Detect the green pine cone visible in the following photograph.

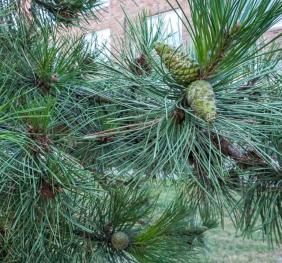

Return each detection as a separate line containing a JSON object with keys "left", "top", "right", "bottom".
{"left": 186, "top": 80, "right": 217, "bottom": 123}
{"left": 111, "top": 231, "right": 130, "bottom": 250}
{"left": 155, "top": 42, "right": 200, "bottom": 85}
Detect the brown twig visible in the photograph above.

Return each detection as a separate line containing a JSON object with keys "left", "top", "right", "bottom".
{"left": 172, "top": 108, "right": 185, "bottom": 124}
{"left": 40, "top": 179, "right": 62, "bottom": 199}
{"left": 83, "top": 118, "right": 161, "bottom": 140}
{"left": 27, "top": 125, "right": 52, "bottom": 154}
{"left": 202, "top": 23, "right": 241, "bottom": 78}
{"left": 129, "top": 54, "right": 152, "bottom": 76}
{"left": 211, "top": 135, "right": 266, "bottom": 168}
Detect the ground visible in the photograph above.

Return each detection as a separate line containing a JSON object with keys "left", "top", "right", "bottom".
{"left": 156, "top": 184, "right": 282, "bottom": 263}
{"left": 199, "top": 218, "right": 282, "bottom": 263}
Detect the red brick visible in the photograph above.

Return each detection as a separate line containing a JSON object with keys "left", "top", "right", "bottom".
{"left": 21, "top": 0, "right": 282, "bottom": 44}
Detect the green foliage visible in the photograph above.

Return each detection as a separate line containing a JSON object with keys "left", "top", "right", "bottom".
{"left": 86, "top": 0, "right": 282, "bottom": 243}
{"left": 0, "top": 0, "right": 282, "bottom": 262}
{"left": 238, "top": 128, "right": 282, "bottom": 245}
{"left": 31, "top": 0, "right": 101, "bottom": 25}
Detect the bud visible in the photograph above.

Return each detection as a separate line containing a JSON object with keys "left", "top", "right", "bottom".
{"left": 230, "top": 20, "right": 241, "bottom": 35}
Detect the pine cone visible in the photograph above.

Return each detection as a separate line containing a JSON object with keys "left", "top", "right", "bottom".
{"left": 186, "top": 80, "right": 217, "bottom": 123}
{"left": 155, "top": 42, "right": 200, "bottom": 86}
{"left": 111, "top": 231, "right": 130, "bottom": 250}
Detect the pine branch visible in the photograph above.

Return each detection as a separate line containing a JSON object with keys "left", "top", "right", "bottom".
{"left": 211, "top": 135, "right": 267, "bottom": 168}
{"left": 202, "top": 24, "right": 241, "bottom": 78}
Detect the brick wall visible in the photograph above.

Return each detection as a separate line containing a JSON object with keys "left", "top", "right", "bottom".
{"left": 21, "top": 0, "right": 282, "bottom": 44}
{"left": 265, "top": 28, "right": 282, "bottom": 43}
{"left": 83, "top": 0, "right": 188, "bottom": 38}
{"left": 84, "top": 0, "right": 281, "bottom": 45}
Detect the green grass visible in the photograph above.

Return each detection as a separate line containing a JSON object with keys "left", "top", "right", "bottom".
{"left": 199, "top": 219, "right": 282, "bottom": 263}
{"left": 155, "top": 184, "right": 282, "bottom": 263}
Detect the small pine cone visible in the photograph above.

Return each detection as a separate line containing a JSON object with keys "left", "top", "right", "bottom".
{"left": 155, "top": 42, "right": 200, "bottom": 86}
{"left": 186, "top": 80, "right": 217, "bottom": 123}
{"left": 111, "top": 231, "right": 130, "bottom": 250}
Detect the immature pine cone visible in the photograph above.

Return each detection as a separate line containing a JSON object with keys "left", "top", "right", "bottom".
{"left": 111, "top": 231, "right": 130, "bottom": 250}
{"left": 155, "top": 42, "right": 200, "bottom": 86}
{"left": 186, "top": 80, "right": 217, "bottom": 123}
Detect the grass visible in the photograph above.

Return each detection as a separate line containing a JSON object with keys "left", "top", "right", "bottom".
{"left": 199, "top": 219, "right": 282, "bottom": 263}
{"left": 155, "top": 183, "right": 282, "bottom": 263}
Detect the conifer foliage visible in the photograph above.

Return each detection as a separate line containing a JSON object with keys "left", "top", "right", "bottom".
{"left": 0, "top": 0, "right": 281, "bottom": 262}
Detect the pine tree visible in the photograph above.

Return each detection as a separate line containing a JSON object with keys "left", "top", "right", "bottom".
{"left": 0, "top": 0, "right": 281, "bottom": 262}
